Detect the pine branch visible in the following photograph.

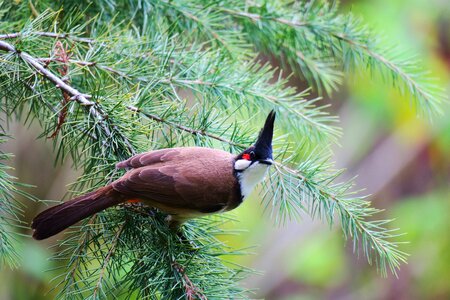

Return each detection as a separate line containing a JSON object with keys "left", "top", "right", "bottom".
{"left": 92, "top": 221, "right": 126, "bottom": 299}
{"left": 0, "top": 41, "right": 94, "bottom": 105}
{"left": 333, "top": 31, "right": 443, "bottom": 114}
{"left": 0, "top": 39, "right": 136, "bottom": 157}
{"left": 0, "top": 134, "right": 34, "bottom": 268}
{"left": 220, "top": 3, "right": 443, "bottom": 112}
{"left": 60, "top": 43, "right": 339, "bottom": 140}
{"left": 268, "top": 160, "right": 407, "bottom": 275}
{"left": 220, "top": 7, "right": 342, "bottom": 94}
{"left": 0, "top": 31, "right": 94, "bottom": 43}
{"left": 148, "top": 0, "right": 249, "bottom": 57}
{"left": 172, "top": 261, "right": 208, "bottom": 300}
{"left": 127, "top": 105, "right": 247, "bottom": 148}
{"left": 32, "top": 44, "right": 339, "bottom": 141}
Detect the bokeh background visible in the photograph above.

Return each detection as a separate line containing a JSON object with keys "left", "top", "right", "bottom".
{"left": 1, "top": 0, "right": 449, "bottom": 299}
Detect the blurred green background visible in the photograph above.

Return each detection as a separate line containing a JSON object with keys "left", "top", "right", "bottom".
{"left": 1, "top": 0, "right": 450, "bottom": 299}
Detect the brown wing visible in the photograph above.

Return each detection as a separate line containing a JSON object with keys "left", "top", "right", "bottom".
{"left": 116, "top": 148, "right": 180, "bottom": 169}
{"left": 112, "top": 147, "right": 238, "bottom": 214}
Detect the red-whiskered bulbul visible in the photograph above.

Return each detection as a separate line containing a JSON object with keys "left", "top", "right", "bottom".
{"left": 31, "top": 111, "right": 276, "bottom": 240}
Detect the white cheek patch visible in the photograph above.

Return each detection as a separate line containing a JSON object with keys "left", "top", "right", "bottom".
{"left": 238, "top": 162, "right": 270, "bottom": 199}
{"left": 234, "top": 159, "right": 252, "bottom": 171}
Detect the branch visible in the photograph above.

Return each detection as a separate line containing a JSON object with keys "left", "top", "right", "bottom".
{"left": 270, "top": 161, "right": 407, "bottom": 275}
{"left": 155, "top": 1, "right": 234, "bottom": 54}
{"left": 172, "top": 261, "right": 208, "bottom": 300}
{"left": 0, "top": 40, "right": 136, "bottom": 156}
{"left": 221, "top": 7, "right": 442, "bottom": 113}
{"left": 93, "top": 222, "right": 126, "bottom": 298}
{"left": 32, "top": 39, "right": 337, "bottom": 140}
{"left": 332, "top": 32, "right": 440, "bottom": 111}
{"left": 220, "top": 7, "right": 309, "bottom": 27}
{"left": 221, "top": 8, "right": 343, "bottom": 93}
{"left": 127, "top": 106, "right": 247, "bottom": 148}
{"left": 0, "top": 31, "right": 94, "bottom": 43}
{"left": 47, "top": 54, "right": 337, "bottom": 138}
{"left": 0, "top": 41, "right": 94, "bottom": 106}
{"left": 39, "top": 53, "right": 339, "bottom": 148}
{"left": 37, "top": 57, "right": 129, "bottom": 79}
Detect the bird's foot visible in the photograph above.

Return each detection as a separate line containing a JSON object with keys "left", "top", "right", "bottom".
{"left": 165, "top": 215, "right": 200, "bottom": 251}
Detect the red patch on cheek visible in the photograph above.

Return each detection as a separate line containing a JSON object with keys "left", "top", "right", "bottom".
{"left": 242, "top": 154, "right": 251, "bottom": 160}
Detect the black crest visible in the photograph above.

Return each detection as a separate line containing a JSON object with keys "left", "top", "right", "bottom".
{"left": 253, "top": 110, "right": 276, "bottom": 159}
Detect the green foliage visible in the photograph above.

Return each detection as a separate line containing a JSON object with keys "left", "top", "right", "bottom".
{"left": 0, "top": 0, "right": 443, "bottom": 298}
{"left": 51, "top": 210, "right": 248, "bottom": 299}
{"left": 0, "top": 134, "right": 31, "bottom": 268}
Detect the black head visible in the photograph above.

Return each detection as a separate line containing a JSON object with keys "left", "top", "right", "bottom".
{"left": 236, "top": 110, "right": 276, "bottom": 167}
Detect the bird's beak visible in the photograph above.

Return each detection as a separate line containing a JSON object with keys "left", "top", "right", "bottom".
{"left": 254, "top": 110, "right": 276, "bottom": 160}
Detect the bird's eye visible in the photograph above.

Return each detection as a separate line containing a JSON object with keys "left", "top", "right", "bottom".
{"left": 250, "top": 151, "right": 255, "bottom": 158}
{"left": 242, "top": 153, "right": 251, "bottom": 160}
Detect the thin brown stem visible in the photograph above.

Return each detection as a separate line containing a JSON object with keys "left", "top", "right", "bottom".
{"left": 172, "top": 261, "right": 207, "bottom": 300}
{"left": 127, "top": 105, "right": 247, "bottom": 148}
{"left": 93, "top": 222, "right": 126, "bottom": 298}
{"left": 0, "top": 31, "right": 94, "bottom": 43}
{"left": 162, "top": 4, "right": 232, "bottom": 54}
{"left": 220, "top": 8, "right": 308, "bottom": 27}
{"left": 48, "top": 41, "right": 72, "bottom": 138}
{"left": 63, "top": 215, "right": 98, "bottom": 291}
{"left": 37, "top": 57, "right": 130, "bottom": 79}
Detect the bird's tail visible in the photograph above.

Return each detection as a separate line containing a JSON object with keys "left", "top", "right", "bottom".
{"left": 31, "top": 185, "right": 124, "bottom": 240}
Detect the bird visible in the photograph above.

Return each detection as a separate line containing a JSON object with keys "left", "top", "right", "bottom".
{"left": 31, "top": 110, "right": 276, "bottom": 240}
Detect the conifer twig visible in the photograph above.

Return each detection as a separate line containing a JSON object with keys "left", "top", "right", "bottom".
{"left": 127, "top": 105, "right": 247, "bottom": 148}
{"left": 0, "top": 40, "right": 136, "bottom": 156}
{"left": 172, "top": 261, "right": 208, "bottom": 300}
{"left": 220, "top": 8, "right": 308, "bottom": 27}
{"left": 32, "top": 55, "right": 338, "bottom": 139}
{"left": 0, "top": 31, "right": 94, "bottom": 43}
{"left": 93, "top": 222, "right": 126, "bottom": 298}
{"left": 0, "top": 41, "right": 94, "bottom": 106}
{"left": 219, "top": 5, "right": 442, "bottom": 113}
{"left": 36, "top": 57, "right": 129, "bottom": 78}
{"left": 48, "top": 41, "right": 72, "bottom": 138}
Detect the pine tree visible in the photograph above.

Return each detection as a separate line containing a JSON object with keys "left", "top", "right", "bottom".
{"left": 0, "top": 1, "right": 443, "bottom": 298}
